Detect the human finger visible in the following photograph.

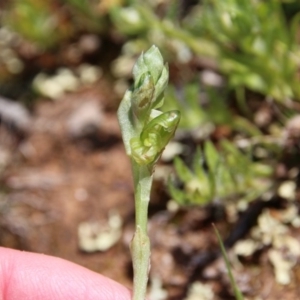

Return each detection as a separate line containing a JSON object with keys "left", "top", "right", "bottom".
{"left": 0, "top": 247, "right": 131, "bottom": 300}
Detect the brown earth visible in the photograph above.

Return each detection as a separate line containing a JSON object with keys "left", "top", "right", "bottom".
{"left": 1, "top": 78, "right": 300, "bottom": 300}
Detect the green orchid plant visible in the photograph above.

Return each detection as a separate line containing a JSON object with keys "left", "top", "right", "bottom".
{"left": 117, "top": 45, "right": 180, "bottom": 300}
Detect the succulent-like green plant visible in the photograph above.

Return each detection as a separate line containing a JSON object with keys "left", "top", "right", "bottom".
{"left": 117, "top": 45, "right": 180, "bottom": 300}
{"left": 169, "top": 140, "right": 273, "bottom": 206}
{"left": 184, "top": 0, "right": 300, "bottom": 102}
{"left": 111, "top": 1, "right": 300, "bottom": 106}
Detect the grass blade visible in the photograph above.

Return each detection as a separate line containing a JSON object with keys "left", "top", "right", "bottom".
{"left": 213, "top": 224, "right": 244, "bottom": 300}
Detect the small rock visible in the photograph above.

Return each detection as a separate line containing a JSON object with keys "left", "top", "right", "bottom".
{"left": 78, "top": 34, "right": 101, "bottom": 54}
{"left": 184, "top": 282, "right": 214, "bottom": 300}
{"left": 78, "top": 211, "right": 122, "bottom": 252}
{"left": 269, "top": 249, "right": 294, "bottom": 285}
{"left": 161, "top": 141, "right": 184, "bottom": 162}
{"left": 234, "top": 239, "right": 260, "bottom": 256}
{"left": 66, "top": 101, "right": 103, "bottom": 139}
{"left": 77, "top": 64, "right": 102, "bottom": 85}
{"left": 278, "top": 181, "right": 296, "bottom": 200}
{"left": 0, "top": 96, "right": 31, "bottom": 133}
{"left": 283, "top": 115, "right": 300, "bottom": 146}
{"left": 200, "top": 70, "right": 224, "bottom": 87}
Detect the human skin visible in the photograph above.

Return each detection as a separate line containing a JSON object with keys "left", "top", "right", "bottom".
{"left": 0, "top": 247, "right": 131, "bottom": 300}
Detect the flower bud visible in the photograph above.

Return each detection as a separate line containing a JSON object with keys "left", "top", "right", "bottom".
{"left": 132, "top": 45, "right": 167, "bottom": 110}
{"left": 130, "top": 110, "right": 180, "bottom": 165}
{"left": 141, "top": 110, "right": 180, "bottom": 150}
{"left": 131, "top": 73, "right": 155, "bottom": 122}
{"left": 152, "top": 63, "right": 169, "bottom": 109}
{"left": 142, "top": 45, "right": 164, "bottom": 84}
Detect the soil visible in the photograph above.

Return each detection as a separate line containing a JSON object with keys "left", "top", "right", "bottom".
{"left": 1, "top": 77, "right": 300, "bottom": 300}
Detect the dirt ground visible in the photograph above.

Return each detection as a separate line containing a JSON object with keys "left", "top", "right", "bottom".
{"left": 1, "top": 77, "right": 300, "bottom": 300}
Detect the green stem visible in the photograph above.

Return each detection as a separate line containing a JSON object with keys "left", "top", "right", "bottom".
{"left": 132, "top": 162, "right": 153, "bottom": 233}
{"left": 130, "top": 161, "right": 153, "bottom": 300}
{"left": 117, "top": 45, "right": 180, "bottom": 300}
